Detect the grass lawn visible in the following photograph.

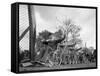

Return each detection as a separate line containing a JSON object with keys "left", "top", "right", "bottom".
{"left": 19, "top": 63, "right": 96, "bottom": 72}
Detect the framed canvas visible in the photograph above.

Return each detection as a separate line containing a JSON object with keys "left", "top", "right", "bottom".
{"left": 11, "top": 2, "right": 98, "bottom": 73}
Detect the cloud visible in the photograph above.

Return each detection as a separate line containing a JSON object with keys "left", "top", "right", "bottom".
{"left": 35, "top": 11, "right": 58, "bottom": 35}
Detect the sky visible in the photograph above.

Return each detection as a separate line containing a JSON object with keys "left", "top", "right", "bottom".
{"left": 19, "top": 5, "right": 96, "bottom": 50}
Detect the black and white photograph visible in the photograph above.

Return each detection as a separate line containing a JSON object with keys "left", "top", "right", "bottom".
{"left": 13, "top": 3, "right": 97, "bottom": 72}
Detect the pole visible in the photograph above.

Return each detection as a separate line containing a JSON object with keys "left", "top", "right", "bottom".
{"left": 28, "top": 5, "right": 36, "bottom": 61}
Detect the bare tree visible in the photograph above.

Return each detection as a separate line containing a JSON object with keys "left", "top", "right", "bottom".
{"left": 56, "top": 17, "right": 82, "bottom": 45}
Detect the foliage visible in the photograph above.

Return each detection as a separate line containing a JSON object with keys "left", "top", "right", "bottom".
{"left": 39, "top": 30, "right": 52, "bottom": 40}
{"left": 54, "top": 29, "right": 63, "bottom": 39}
